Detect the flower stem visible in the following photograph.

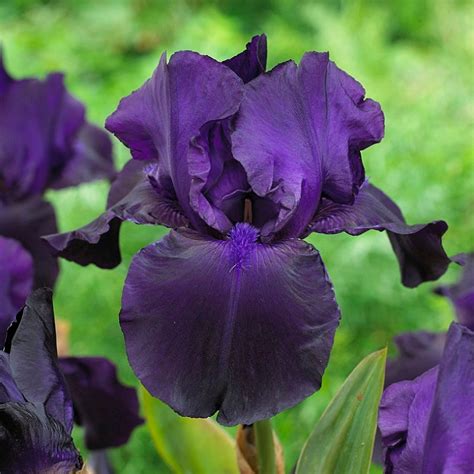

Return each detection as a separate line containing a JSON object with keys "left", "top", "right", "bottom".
{"left": 254, "top": 419, "right": 276, "bottom": 474}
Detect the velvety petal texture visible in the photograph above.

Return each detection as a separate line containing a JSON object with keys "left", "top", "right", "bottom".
{"left": 0, "top": 289, "right": 82, "bottom": 473}
{"left": 121, "top": 224, "right": 340, "bottom": 425}
{"left": 58, "top": 356, "right": 143, "bottom": 450}
{"left": 0, "top": 53, "right": 114, "bottom": 200}
{"left": 435, "top": 252, "right": 474, "bottom": 329}
{"left": 310, "top": 181, "right": 450, "bottom": 287}
{"left": 232, "top": 52, "right": 384, "bottom": 239}
{"left": 379, "top": 323, "right": 474, "bottom": 473}
{"left": 0, "top": 237, "right": 33, "bottom": 343}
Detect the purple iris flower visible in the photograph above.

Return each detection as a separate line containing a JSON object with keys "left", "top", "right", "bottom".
{"left": 45, "top": 36, "right": 450, "bottom": 425}
{"left": 0, "top": 50, "right": 115, "bottom": 293}
{"left": 379, "top": 322, "right": 474, "bottom": 473}
{"left": 0, "top": 289, "right": 83, "bottom": 473}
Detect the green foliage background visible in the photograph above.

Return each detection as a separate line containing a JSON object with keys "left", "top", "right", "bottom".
{"left": 1, "top": 0, "right": 472, "bottom": 471}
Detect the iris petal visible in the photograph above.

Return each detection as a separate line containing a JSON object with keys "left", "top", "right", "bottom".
{"left": 232, "top": 53, "right": 383, "bottom": 239}
{"left": 223, "top": 34, "right": 267, "bottom": 83}
{"left": 5, "top": 289, "right": 74, "bottom": 432}
{"left": 44, "top": 159, "right": 188, "bottom": 268}
{"left": 58, "top": 356, "right": 143, "bottom": 450}
{"left": 0, "top": 197, "right": 59, "bottom": 288}
{"left": 121, "top": 224, "right": 340, "bottom": 425}
{"left": 0, "top": 237, "right": 33, "bottom": 343}
{"left": 422, "top": 323, "right": 474, "bottom": 472}
{"left": 310, "top": 181, "right": 450, "bottom": 287}
{"left": 105, "top": 51, "right": 243, "bottom": 230}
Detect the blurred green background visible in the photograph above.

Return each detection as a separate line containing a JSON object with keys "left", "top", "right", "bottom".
{"left": 1, "top": 0, "right": 473, "bottom": 472}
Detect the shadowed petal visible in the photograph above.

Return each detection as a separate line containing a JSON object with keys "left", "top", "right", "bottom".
{"left": 0, "top": 49, "right": 13, "bottom": 94}
{"left": 106, "top": 51, "right": 243, "bottom": 229}
{"left": 44, "top": 160, "right": 188, "bottom": 268}
{"left": 232, "top": 53, "right": 383, "bottom": 239}
{"left": 0, "top": 353, "right": 23, "bottom": 403}
{"left": 0, "top": 237, "right": 33, "bottom": 344}
{"left": 0, "top": 402, "right": 82, "bottom": 474}
{"left": 422, "top": 323, "right": 474, "bottom": 473}
{"left": 310, "top": 181, "right": 450, "bottom": 287}
{"left": 385, "top": 331, "right": 446, "bottom": 387}
{"left": 5, "top": 289, "right": 73, "bottom": 432}
{"left": 88, "top": 450, "right": 115, "bottom": 474}
{"left": 0, "top": 197, "right": 59, "bottom": 288}
{"left": 50, "top": 123, "right": 115, "bottom": 189}
{"left": 379, "top": 368, "right": 437, "bottom": 473}
{"left": 121, "top": 224, "right": 340, "bottom": 425}
{"left": 58, "top": 356, "right": 143, "bottom": 450}
{"left": 435, "top": 253, "right": 474, "bottom": 329}
{"left": 223, "top": 34, "right": 267, "bottom": 83}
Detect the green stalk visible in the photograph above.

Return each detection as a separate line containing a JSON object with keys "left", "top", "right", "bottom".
{"left": 254, "top": 419, "right": 276, "bottom": 474}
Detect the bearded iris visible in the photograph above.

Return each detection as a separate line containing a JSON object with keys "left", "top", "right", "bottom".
{"left": 45, "top": 36, "right": 450, "bottom": 425}
{"left": 0, "top": 50, "right": 114, "bottom": 301}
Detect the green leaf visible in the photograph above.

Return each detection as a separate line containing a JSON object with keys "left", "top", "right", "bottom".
{"left": 296, "top": 348, "right": 387, "bottom": 474}
{"left": 141, "top": 386, "right": 239, "bottom": 474}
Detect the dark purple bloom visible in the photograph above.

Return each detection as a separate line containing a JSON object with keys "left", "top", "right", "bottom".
{"left": 58, "top": 356, "right": 143, "bottom": 451}
{"left": 0, "top": 289, "right": 82, "bottom": 473}
{"left": 45, "top": 36, "right": 449, "bottom": 425}
{"left": 0, "top": 50, "right": 114, "bottom": 290}
{"left": 0, "top": 236, "right": 33, "bottom": 343}
{"left": 379, "top": 323, "right": 474, "bottom": 473}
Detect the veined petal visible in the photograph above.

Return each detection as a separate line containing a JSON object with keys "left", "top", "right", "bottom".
{"left": 422, "top": 323, "right": 474, "bottom": 472}
{"left": 121, "top": 224, "right": 340, "bottom": 425}
{"left": 310, "top": 181, "right": 450, "bottom": 287}
{"left": 106, "top": 51, "right": 243, "bottom": 228}
{"left": 223, "top": 34, "right": 267, "bottom": 83}
{"left": 232, "top": 53, "right": 383, "bottom": 239}
{"left": 0, "top": 237, "right": 33, "bottom": 343}
{"left": 44, "top": 160, "right": 188, "bottom": 268}
{"left": 0, "top": 197, "right": 59, "bottom": 288}
{"left": 5, "top": 289, "right": 74, "bottom": 433}
{"left": 58, "top": 356, "right": 143, "bottom": 450}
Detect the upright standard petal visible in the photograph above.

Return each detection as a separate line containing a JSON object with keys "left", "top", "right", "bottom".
{"left": 232, "top": 53, "right": 384, "bottom": 239}
{"left": 44, "top": 159, "right": 188, "bottom": 268}
{"left": 223, "top": 34, "right": 267, "bottom": 83}
{"left": 0, "top": 352, "right": 23, "bottom": 403}
{"left": 5, "top": 289, "right": 74, "bottom": 433}
{"left": 121, "top": 224, "right": 340, "bottom": 425}
{"left": 435, "top": 253, "right": 474, "bottom": 329}
{"left": 0, "top": 237, "right": 33, "bottom": 343}
{"left": 0, "top": 197, "right": 59, "bottom": 288}
{"left": 58, "top": 356, "right": 143, "bottom": 450}
{"left": 310, "top": 181, "right": 450, "bottom": 287}
{"left": 106, "top": 51, "right": 243, "bottom": 229}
